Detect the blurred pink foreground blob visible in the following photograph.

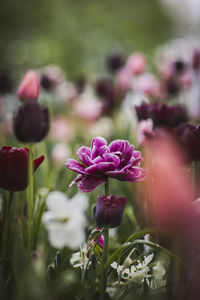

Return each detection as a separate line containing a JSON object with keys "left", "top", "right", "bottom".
{"left": 146, "top": 134, "right": 194, "bottom": 230}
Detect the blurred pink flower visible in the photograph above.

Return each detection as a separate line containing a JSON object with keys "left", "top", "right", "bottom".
{"left": 17, "top": 70, "right": 40, "bottom": 101}
{"left": 74, "top": 98, "right": 102, "bottom": 122}
{"left": 126, "top": 52, "right": 147, "bottom": 75}
{"left": 138, "top": 119, "right": 154, "bottom": 146}
{"left": 179, "top": 70, "right": 193, "bottom": 89}
{"left": 135, "top": 73, "right": 160, "bottom": 97}
{"left": 50, "top": 116, "right": 73, "bottom": 142}
{"left": 51, "top": 143, "right": 71, "bottom": 164}
{"left": 116, "top": 67, "right": 132, "bottom": 92}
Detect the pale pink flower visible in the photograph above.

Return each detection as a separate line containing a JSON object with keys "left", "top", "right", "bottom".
{"left": 51, "top": 143, "right": 71, "bottom": 164}
{"left": 116, "top": 67, "right": 132, "bottom": 92}
{"left": 135, "top": 73, "right": 160, "bottom": 97}
{"left": 138, "top": 119, "right": 154, "bottom": 146}
{"left": 50, "top": 116, "right": 73, "bottom": 142}
{"left": 126, "top": 53, "right": 147, "bottom": 75}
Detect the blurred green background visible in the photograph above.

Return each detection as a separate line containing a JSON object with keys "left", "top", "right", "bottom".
{"left": 0, "top": 0, "right": 173, "bottom": 79}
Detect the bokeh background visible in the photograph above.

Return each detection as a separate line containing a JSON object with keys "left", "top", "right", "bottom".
{"left": 0, "top": 0, "right": 180, "bottom": 80}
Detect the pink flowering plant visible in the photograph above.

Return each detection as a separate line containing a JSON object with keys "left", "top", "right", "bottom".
{"left": 2, "top": 38, "right": 200, "bottom": 300}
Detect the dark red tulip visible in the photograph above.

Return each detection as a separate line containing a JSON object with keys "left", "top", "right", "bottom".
{"left": 13, "top": 101, "right": 50, "bottom": 143}
{"left": 95, "top": 194, "right": 127, "bottom": 228}
{"left": 0, "top": 146, "right": 44, "bottom": 191}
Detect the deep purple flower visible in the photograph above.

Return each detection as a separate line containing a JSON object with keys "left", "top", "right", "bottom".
{"left": 192, "top": 49, "right": 200, "bottom": 70}
{"left": 0, "top": 70, "right": 13, "bottom": 94}
{"left": 106, "top": 52, "right": 125, "bottom": 73}
{"left": 175, "top": 123, "right": 200, "bottom": 162}
{"left": 135, "top": 102, "right": 188, "bottom": 128}
{"left": 13, "top": 101, "right": 50, "bottom": 143}
{"left": 0, "top": 146, "right": 44, "bottom": 191}
{"left": 40, "top": 75, "right": 55, "bottom": 91}
{"left": 66, "top": 137, "right": 146, "bottom": 192}
{"left": 95, "top": 194, "right": 127, "bottom": 228}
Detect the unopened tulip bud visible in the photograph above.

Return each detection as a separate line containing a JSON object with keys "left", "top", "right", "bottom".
{"left": 122, "top": 256, "right": 132, "bottom": 271}
{"left": 13, "top": 101, "right": 49, "bottom": 143}
{"left": 17, "top": 70, "right": 40, "bottom": 102}
{"left": 55, "top": 251, "right": 62, "bottom": 268}
{"left": 47, "top": 264, "right": 55, "bottom": 281}
{"left": 95, "top": 194, "right": 127, "bottom": 228}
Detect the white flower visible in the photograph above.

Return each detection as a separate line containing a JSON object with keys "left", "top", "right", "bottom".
{"left": 70, "top": 243, "right": 90, "bottom": 269}
{"left": 42, "top": 191, "right": 88, "bottom": 249}
{"left": 111, "top": 253, "right": 154, "bottom": 283}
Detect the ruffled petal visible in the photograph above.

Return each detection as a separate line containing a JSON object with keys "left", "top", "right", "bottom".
{"left": 106, "top": 167, "right": 147, "bottom": 182}
{"left": 91, "top": 137, "right": 107, "bottom": 149}
{"left": 77, "top": 175, "right": 107, "bottom": 192}
{"left": 86, "top": 162, "right": 115, "bottom": 175}
{"left": 77, "top": 146, "right": 93, "bottom": 166}
{"left": 66, "top": 159, "right": 87, "bottom": 174}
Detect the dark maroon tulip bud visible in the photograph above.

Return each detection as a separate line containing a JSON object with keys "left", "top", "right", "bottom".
{"left": 13, "top": 101, "right": 50, "bottom": 143}
{"left": 0, "top": 70, "right": 13, "bottom": 94}
{"left": 0, "top": 146, "right": 44, "bottom": 191}
{"left": 95, "top": 194, "right": 127, "bottom": 228}
{"left": 106, "top": 52, "right": 125, "bottom": 73}
{"left": 192, "top": 49, "right": 200, "bottom": 70}
{"left": 165, "top": 77, "right": 179, "bottom": 97}
{"left": 135, "top": 102, "right": 188, "bottom": 129}
{"left": 74, "top": 75, "right": 86, "bottom": 94}
{"left": 95, "top": 78, "right": 115, "bottom": 101}
{"left": 40, "top": 75, "right": 55, "bottom": 91}
{"left": 135, "top": 102, "right": 149, "bottom": 121}
{"left": 174, "top": 59, "right": 185, "bottom": 74}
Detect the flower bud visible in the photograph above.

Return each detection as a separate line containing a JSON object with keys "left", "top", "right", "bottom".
{"left": 47, "top": 264, "right": 55, "bottom": 281}
{"left": 55, "top": 251, "right": 62, "bottom": 268}
{"left": 95, "top": 194, "right": 127, "bottom": 228}
{"left": 17, "top": 71, "right": 40, "bottom": 102}
{"left": 0, "top": 146, "right": 44, "bottom": 191}
{"left": 122, "top": 256, "right": 132, "bottom": 271}
{"left": 13, "top": 101, "right": 50, "bottom": 143}
{"left": 106, "top": 52, "right": 125, "bottom": 73}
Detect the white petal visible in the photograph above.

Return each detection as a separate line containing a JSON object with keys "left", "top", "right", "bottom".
{"left": 46, "top": 191, "right": 69, "bottom": 212}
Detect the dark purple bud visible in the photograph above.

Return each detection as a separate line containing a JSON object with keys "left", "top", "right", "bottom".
{"left": 174, "top": 59, "right": 185, "bottom": 74}
{"left": 135, "top": 102, "right": 149, "bottom": 121}
{"left": 40, "top": 75, "right": 55, "bottom": 91}
{"left": 95, "top": 194, "right": 127, "bottom": 228}
{"left": 106, "top": 52, "right": 125, "bottom": 73}
{"left": 135, "top": 102, "right": 188, "bottom": 128}
{"left": 165, "top": 78, "right": 179, "bottom": 97}
{"left": 95, "top": 78, "right": 115, "bottom": 101}
{"left": 74, "top": 75, "right": 86, "bottom": 94}
{"left": 192, "top": 49, "right": 200, "bottom": 70}
{"left": 13, "top": 101, "right": 50, "bottom": 143}
{"left": 176, "top": 123, "right": 200, "bottom": 162}
{"left": 0, "top": 70, "right": 13, "bottom": 94}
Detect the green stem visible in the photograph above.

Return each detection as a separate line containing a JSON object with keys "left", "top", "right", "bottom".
{"left": 2, "top": 191, "right": 13, "bottom": 279}
{"left": 173, "top": 239, "right": 181, "bottom": 300}
{"left": 27, "top": 144, "right": 34, "bottom": 254}
{"left": 99, "top": 226, "right": 109, "bottom": 300}
{"left": 99, "top": 182, "right": 110, "bottom": 300}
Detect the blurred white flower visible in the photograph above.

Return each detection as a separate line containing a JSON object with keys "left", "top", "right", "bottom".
{"left": 89, "top": 117, "right": 114, "bottom": 139}
{"left": 42, "top": 191, "right": 88, "bottom": 249}
{"left": 51, "top": 143, "right": 71, "bottom": 164}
